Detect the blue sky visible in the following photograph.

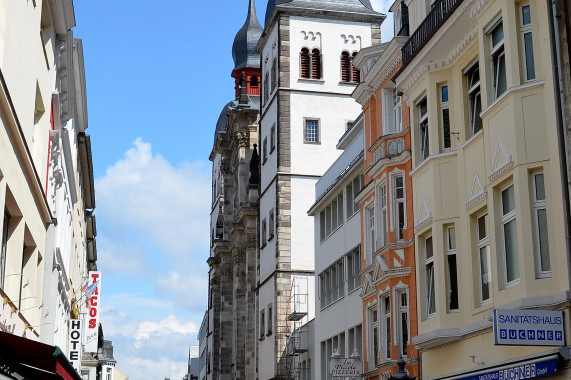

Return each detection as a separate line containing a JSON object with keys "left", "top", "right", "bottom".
{"left": 73, "top": 1, "right": 393, "bottom": 378}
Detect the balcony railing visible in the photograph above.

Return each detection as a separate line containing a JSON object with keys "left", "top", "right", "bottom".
{"left": 401, "top": 0, "right": 464, "bottom": 65}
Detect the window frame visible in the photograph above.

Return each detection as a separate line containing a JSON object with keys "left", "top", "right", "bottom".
{"left": 532, "top": 172, "right": 550, "bottom": 276}
{"left": 395, "top": 288, "right": 409, "bottom": 357}
{"left": 368, "top": 305, "right": 379, "bottom": 366}
{"left": 489, "top": 19, "right": 507, "bottom": 99}
{"left": 269, "top": 209, "right": 275, "bottom": 239}
{"left": 267, "top": 304, "right": 273, "bottom": 335}
{"left": 465, "top": 61, "right": 482, "bottom": 136}
{"left": 519, "top": 3, "right": 535, "bottom": 82}
{"left": 261, "top": 218, "right": 267, "bottom": 247}
{"left": 446, "top": 226, "right": 459, "bottom": 312}
{"left": 425, "top": 235, "right": 436, "bottom": 317}
{"left": 501, "top": 184, "right": 519, "bottom": 285}
{"left": 477, "top": 213, "right": 492, "bottom": 303}
{"left": 381, "top": 293, "right": 391, "bottom": 362}
{"left": 347, "top": 246, "right": 362, "bottom": 292}
{"left": 418, "top": 97, "right": 429, "bottom": 161}
{"left": 365, "top": 203, "right": 376, "bottom": 264}
{"left": 377, "top": 182, "right": 388, "bottom": 247}
{"left": 260, "top": 309, "right": 265, "bottom": 339}
{"left": 303, "top": 118, "right": 320, "bottom": 144}
{"left": 1, "top": 209, "right": 9, "bottom": 289}
{"left": 440, "top": 84, "right": 451, "bottom": 151}
{"left": 270, "top": 124, "right": 276, "bottom": 152}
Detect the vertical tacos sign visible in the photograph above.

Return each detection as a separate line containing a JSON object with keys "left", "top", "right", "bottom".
{"left": 84, "top": 271, "right": 101, "bottom": 352}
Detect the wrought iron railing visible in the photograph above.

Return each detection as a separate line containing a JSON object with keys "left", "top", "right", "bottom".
{"left": 401, "top": 0, "right": 464, "bottom": 65}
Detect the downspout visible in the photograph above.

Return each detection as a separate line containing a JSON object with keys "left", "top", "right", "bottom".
{"left": 547, "top": 0, "right": 571, "bottom": 290}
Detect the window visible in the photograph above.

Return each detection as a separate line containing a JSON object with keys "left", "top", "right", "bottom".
{"left": 365, "top": 204, "right": 376, "bottom": 263}
{"left": 477, "top": 214, "right": 492, "bottom": 302}
{"left": 263, "top": 137, "right": 268, "bottom": 163}
{"left": 519, "top": 4, "right": 535, "bottom": 81}
{"left": 381, "top": 295, "right": 391, "bottom": 361}
{"left": 465, "top": 62, "right": 482, "bottom": 135}
{"left": 369, "top": 307, "right": 379, "bottom": 366}
{"left": 425, "top": 236, "right": 435, "bottom": 316}
{"left": 393, "top": 176, "right": 405, "bottom": 241}
{"left": 489, "top": 19, "right": 507, "bottom": 99}
{"left": 378, "top": 183, "right": 388, "bottom": 247}
{"left": 270, "top": 124, "right": 276, "bottom": 151}
{"left": 261, "top": 218, "right": 267, "bottom": 246}
{"left": 418, "top": 97, "right": 429, "bottom": 161}
{"left": 1, "top": 210, "right": 9, "bottom": 289}
{"left": 532, "top": 173, "right": 550, "bottom": 275}
{"left": 346, "top": 175, "right": 363, "bottom": 217}
{"left": 348, "top": 324, "right": 363, "bottom": 358}
{"left": 250, "top": 75, "right": 259, "bottom": 88}
{"left": 269, "top": 209, "right": 275, "bottom": 239}
{"left": 271, "top": 58, "right": 277, "bottom": 91}
{"left": 340, "top": 51, "right": 360, "bottom": 83}
{"left": 440, "top": 85, "right": 451, "bottom": 151}
{"left": 319, "top": 191, "right": 344, "bottom": 242}
{"left": 300, "top": 48, "right": 321, "bottom": 79}
{"left": 267, "top": 304, "right": 273, "bottom": 335}
{"left": 322, "top": 332, "right": 346, "bottom": 379}
{"left": 264, "top": 72, "right": 269, "bottom": 102}
{"left": 396, "top": 290, "right": 409, "bottom": 357}
{"left": 347, "top": 247, "right": 361, "bottom": 292}
{"left": 319, "top": 259, "right": 344, "bottom": 308}
{"left": 304, "top": 119, "right": 319, "bottom": 143}
{"left": 260, "top": 309, "right": 265, "bottom": 339}
{"left": 501, "top": 185, "right": 519, "bottom": 284}
{"left": 382, "top": 88, "right": 402, "bottom": 134}
{"left": 446, "top": 227, "right": 459, "bottom": 311}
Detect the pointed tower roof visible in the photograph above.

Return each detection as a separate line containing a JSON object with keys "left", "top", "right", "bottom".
{"left": 264, "top": 0, "right": 379, "bottom": 26}
{"left": 232, "top": 0, "right": 263, "bottom": 72}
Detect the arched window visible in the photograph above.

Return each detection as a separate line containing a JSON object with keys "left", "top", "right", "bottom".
{"left": 341, "top": 51, "right": 351, "bottom": 82}
{"left": 311, "top": 48, "right": 321, "bottom": 79}
{"left": 300, "top": 48, "right": 311, "bottom": 78}
{"left": 271, "top": 58, "right": 277, "bottom": 91}
{"left": 250, "top": 76, "right": 259, "bottom": 87}
{"left": 341, "top": 51, "right": 360, "bottom": 83}
{"left": 352, "top": 52, "right": 360, "bottom": 83}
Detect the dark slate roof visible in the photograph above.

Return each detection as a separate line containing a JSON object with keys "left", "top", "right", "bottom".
{"left": 232, "top": 0, "right": 263, "bottom": 71}
{"left": 212, "top": 96, "right": 261, "bottom": 151}
{"left": 265, "top": 0, "right": 378, "bottom": 25}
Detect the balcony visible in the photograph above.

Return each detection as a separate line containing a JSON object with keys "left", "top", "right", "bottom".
{"left": 401, "top": 0, "right": 464, "bottom": 66}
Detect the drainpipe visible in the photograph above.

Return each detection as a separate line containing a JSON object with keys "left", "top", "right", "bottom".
{"left": 547, "top": 0, "right": 571, "bottom": 290}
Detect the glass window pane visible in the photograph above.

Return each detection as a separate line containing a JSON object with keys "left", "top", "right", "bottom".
{"left": 535, "top": 174, "right": 545, "bottom": 200}
{"left": 448, "top": 254, "right": 458, "bottom": 310}
{"left": 448, "top": 227, "right": 456, "bottom": 250}
{"left": 522, "top": 5, "right": 531, "bottom": 25}
{"left": 492, "top": 22, "right": 504, "bottom": 47}
{"left": 537, "top": 208, "right": 550, "bottom": 272}
{"left": 502, "top": 185, "right": 515, "bottom": 215}
{"left": 480, "top": 245, "right": 491, "bottom": 301}
{"left": 441, "top": 86, "right": 448, "bottom": 102}
{"left": 478, "top": 215, "right": 487, "bottom": 240}
{"left": 504, "top": 219, "right": 520, "bottom": 282}
{"left": 442, "top": 108, "right": 451, "bottom": 149}
{"left": 497, "top": 54, "right": 507, "bottom": 96}
{"left": 426, "top": 237, "right": 433, "bottom": 259}
{"left": 524, "top": 32, "right": 535, "bottom": 80}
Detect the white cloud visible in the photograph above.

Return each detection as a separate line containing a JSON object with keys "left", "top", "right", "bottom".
{"left": 135, "top": 314, "right": 198, "bottom": 341}
{"left": 116, "top": 356, "right": 187, "bottom": 380}
{"left": 155, "top": 270, "right": 208, "bottom": 310}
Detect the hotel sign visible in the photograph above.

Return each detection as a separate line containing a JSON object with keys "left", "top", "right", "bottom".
{"left": 68, "top": 319, "right": 82, "bottom": 374}
{"left": 493, "top": 309, "right": 564, "bottom": 346}
{"left": 329, "top": 358, "right": 362, "bottom": 377}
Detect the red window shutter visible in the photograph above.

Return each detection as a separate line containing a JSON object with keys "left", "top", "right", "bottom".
{"left": 352, "top": 52, "right": 360, "bottom": 83}
{"left": 341, "top": 51, "right": 351, "bottom": 82}
{"left": 311, "top": 48, "right": 321, "bottom": 79}
{"left": 300, "top": 48, "right": 310, "bottom": 78}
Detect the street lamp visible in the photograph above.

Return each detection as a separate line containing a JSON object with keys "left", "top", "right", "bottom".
{"left": 388, "top": 357, "right": 416, "bottom": 380}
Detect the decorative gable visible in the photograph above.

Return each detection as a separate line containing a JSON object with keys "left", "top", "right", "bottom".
{"left": 489, "top": 139, "right": 513, "bottom": 182}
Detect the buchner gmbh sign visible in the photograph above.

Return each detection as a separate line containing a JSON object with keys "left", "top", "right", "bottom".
{"left": 493, "top": 309, "right": 564, "bottom": 346}
{"left": 330, "top": 358, "right": 363, "bottom": 377}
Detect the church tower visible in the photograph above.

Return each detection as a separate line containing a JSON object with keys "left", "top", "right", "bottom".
{"left": 207, "top": 1, "right": 262, "bottom": 379}
{"left": 255, "top": 1, "right": 384, "bottom": 379}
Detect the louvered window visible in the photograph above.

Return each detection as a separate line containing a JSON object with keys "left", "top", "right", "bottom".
{"left": 352, "top": 52, "right": 360, "bottom": 83}
{"left": 341, "top": 51, "right": 351, "bottom": 82}
{"left": 311, "top": 48, "right": 321, "bottom": 79}
{"left": 300, "top": 48, "right": 311, "bottom": 78}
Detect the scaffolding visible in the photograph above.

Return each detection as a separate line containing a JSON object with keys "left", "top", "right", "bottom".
{"left": 285, "top": 275, "right": 310, "bottom": 380}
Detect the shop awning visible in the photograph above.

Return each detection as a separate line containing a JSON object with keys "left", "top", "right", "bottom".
{"left": 0, "top": 331, "right": 82, "bottom": 380}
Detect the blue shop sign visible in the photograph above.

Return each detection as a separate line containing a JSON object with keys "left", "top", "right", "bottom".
{"left": 493, "top": 309, "right": 565, "bottom": 346}
{"left": 458, "top": 358, "right": 557, "bottom": 380}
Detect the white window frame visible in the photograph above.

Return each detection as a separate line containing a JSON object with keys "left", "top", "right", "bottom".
{"left": 393, "top": 88, "right": 402, "bottom": 133}
{"left": 501, "top": 184, "right": 519, "bottom": 285}
{"left": 380, "top": 293, "right": 391, "bottom": 362}
{"left": 376, "top": 181, "right": 388, "bottom": 247}
{"left": 269, "top": 209, "right": 275, "bottom": 239}
{"left": 519, "top": 4, "right": 535, "bottom": 81}
{"left": 368, "top": 304, "right": 379, "bottom": 367}
{"left": 489, "top": 18, "right": 506, "bottom": 99}
{"left": 440, "top": 85, "right": 451, "bottom": 151}
{"left": 477, "top": 213, "right": 492, "bottom": 303}
{"left": 304, "top": 118, "right": 320, "bottom": 144}
{"left": 267, "top": 304, "right": 273, "bottom": 335}
{"left": 347, "top": 246, "right": 362, "bottom": 292}
{"left": 418, "top": 97, "right": 429, "bottom": 161}
{"left": 394, "top": 287, "right": 409, "bottom": 357}
{"left": 465, "top": 61, "right": 482, "bottom": 135}
{"left": 390, "top": 171, "right": 406, "bottom": 242}
{"left": 446, "top": 226, "right": 459, "bottom": 312}
{"left": 532, "top": 172, "right": 550, "bottom": 276}
{"left": 261, "top": 218, "right": 267, "bottom": 246}
{"left": 425, "top": 235, "right": 435, "bottom": 317}
{"left": 260, "top": 309, "right": 265, "bottom": 339}
{"left": 365, "top": 203, "right": 376, "bottom": 265}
